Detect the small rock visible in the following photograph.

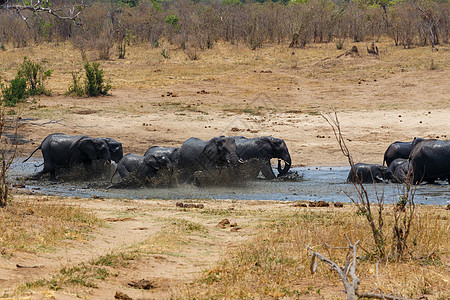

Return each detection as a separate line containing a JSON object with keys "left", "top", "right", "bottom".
{"left": 22, "top": 209, "right": 34, "bottom": 215}
{"left": 230, "top": 222, "right": 238, "bottom": 227}
{"left": 334, "top": 202, "right": 344, "bottom": 208}
{"left": 231, "top": 227, "right": 242, "bottom": 232}
{"left": 446, "top": 204, "right": 450, "bottom": 210}
{"left": 176, "top": 202, "right": 204, "bottom": 209}
{"left": 114, "top": 291, "right": 133, "bottom": 300}
{"left": 128, "top": 279, "right": 154, "bottom": 290}
{"left": 217, "top": 218, "right": 230, "bottom": 228}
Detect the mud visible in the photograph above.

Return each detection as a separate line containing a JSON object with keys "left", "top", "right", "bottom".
{"left": 10, "top": 158, "right": 450, "bottom": 205}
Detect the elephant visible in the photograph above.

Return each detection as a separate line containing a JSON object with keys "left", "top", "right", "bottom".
{"left": 409, "top": 139, "right": 450, "bottom": 184}
{"left": 387, "top": 158, "right": 410, "bottom": 183}
{"left": 23, "top": 133, "right": 112, "bottom": 181}
{"left": 232, "top": 136, "right": 291, "bottom": 179}
{"left": 111, "top": 153, "right": 173, "bottom": 186}
{"left": 98, "top": 137, "right": 123, "bottom": 164}
{"left": 144, "top": 146, "right": 180, "bottom": 165}
{"left": 383, "top": 137, "right": 424, "bottom": 166}
{"left": 178, "top": 137, "right": 240, "bottom": 184}
{"left": 347, "top": 163, "right": 391, "bottom": 184}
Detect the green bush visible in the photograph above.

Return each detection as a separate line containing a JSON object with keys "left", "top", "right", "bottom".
{"left": 84, "top": 61, "right": 111, "bottom": 97}
{"left": 18, "top": 57, "right": 52, "bottom": 96}
{"left": 66, "top": 61, "right": 111, "bottom": 97}
{"left": 2, "top": 77, "right": 27, "bottom": 107}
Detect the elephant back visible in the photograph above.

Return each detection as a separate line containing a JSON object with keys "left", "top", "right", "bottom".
{"left": 409, "top": 139, "right": 450, "bottom": 183}
{"left": 179, "top": 137, "right": 207, "bottom": 169}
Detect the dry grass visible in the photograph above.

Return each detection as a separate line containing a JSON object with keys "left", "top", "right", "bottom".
{"left": 0, "top": 40, "right": 448, "bottom": 114}
{"left": 0, "top": 196, "right": 101, "bottom": 253}
{"left": 179, "top": 205, "right": 449, "bottom": 299}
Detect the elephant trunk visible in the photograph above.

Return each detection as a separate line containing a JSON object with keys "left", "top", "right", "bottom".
{"left": 226, "top": 152, "right": 240, "bottom": 167}
{"left": 277, "top": 153, "right": 291, "bottom": 176}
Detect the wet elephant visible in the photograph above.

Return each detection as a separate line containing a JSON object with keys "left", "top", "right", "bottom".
{"left": 23, "top": 133, "right": 112, "bottom": 181}
{"left": 409, "top": 139, "right": 450, "bottom": 184}
{"left": 112, "top": 153, "right": 173, "bottom": 185}
{"left": 232, "top": 136, "right": 291, "bottom": 179}
{"left": 387, "top": 158, "right": 410, "bottom": 183}
{"left": 383, "top": 137, "right": 424, "bottom": 166}
{"left": 144, "top": 146, "right": 180, "bottom": 165}
{"left": 347, "top": 163, "right": 391, "bottom": 183}
{"left": 178, "top": 137, "right": 240, "bottom": 184}
{"left": 98, "top": 137, "right": 123, "bottom": 164}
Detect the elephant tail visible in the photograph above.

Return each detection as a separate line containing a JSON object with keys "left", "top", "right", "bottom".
{"left": 22, "top": 145, "right": 42, "bottom": 163}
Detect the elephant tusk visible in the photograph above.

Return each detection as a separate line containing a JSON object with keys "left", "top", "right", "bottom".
{"left": 238, "top": 158, "right": 245, "bottom": 164}
{"left": 227, "top": 159, "right": 231, "bottom": 164}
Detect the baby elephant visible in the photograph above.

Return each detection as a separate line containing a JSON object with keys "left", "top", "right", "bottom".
{"left": 347, "top": 163, "right": 391, "bottom": 184}
{"left": 112, "top": 153, "right": 173, "bottom": 186}
{"left": 388, "top": 158, "right": 411, "bottom": 183}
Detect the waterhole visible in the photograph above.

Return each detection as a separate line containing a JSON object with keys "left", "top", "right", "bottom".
{"left": 9, "top": 158, "right": 449, "bottom": 205}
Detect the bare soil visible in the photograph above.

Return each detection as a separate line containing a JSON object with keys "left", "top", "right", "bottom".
{"left": 1, "top": 41, "right": 449, "bottom": 298}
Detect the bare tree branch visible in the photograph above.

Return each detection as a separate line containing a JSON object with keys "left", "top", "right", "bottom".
{"left": 0, "top": 0, "right": 87, "bottom": 28}
{"left": 307, "top": 235, "right": 409, "bottom": 300}
{"left": 322, "top": 112, "right": 387, "bottom": 259}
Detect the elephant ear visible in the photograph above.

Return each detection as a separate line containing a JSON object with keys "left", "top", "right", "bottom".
{"left": 256, "top": 137, "right": 273, "bottom": 156}
{"left": 68, "top": 137, "right": 96, "bottom": 165}
{"left": 204, "top": 138, "right": 221, "bottom": 161}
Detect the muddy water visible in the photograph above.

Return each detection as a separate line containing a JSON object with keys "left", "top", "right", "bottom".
{"left": 10, "top": 158, "right": 450, "bottom": 205}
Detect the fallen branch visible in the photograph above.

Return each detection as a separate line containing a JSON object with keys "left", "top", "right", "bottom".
{"left": 307, "top": 235, "right": 410, "bottom": 300}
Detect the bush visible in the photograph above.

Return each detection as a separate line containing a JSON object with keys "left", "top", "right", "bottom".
{"left": 84, "top": 61, "right": 111, "bottom": 96}
{"left": 1, "top": 57, "right": 52, "bottom": 107}
{"left": 66, "top": 61, "right": 111, "bottom": 97}
{"left": 1, "top": 77, "right": 27, "bottom": 107}
{"left": 17, "top": 57, "right": 52, "bottom": 96}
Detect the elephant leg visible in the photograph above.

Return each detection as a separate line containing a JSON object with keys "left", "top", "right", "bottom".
{"left": 260, "top": 160, "right": 276, "bottom": 179}
{"left": 40, "top": 159, "right": 57, "bottom": 181}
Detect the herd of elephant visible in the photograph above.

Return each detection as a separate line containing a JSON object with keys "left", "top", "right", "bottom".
{"left": 22, "top": 133, "right": 292, "bottom": 187}
{"left": 22, "top": 133, "right": 450, "bottom": 187}
{"left": 347, "top": 138, "right": 450, "bottom": 185}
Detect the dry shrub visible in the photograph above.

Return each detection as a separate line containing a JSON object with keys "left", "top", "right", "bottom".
{"left": 180, "top": 206, "right": 449, "bottom": 299}
{"left": 0, "top": 13, "right": 32, "bottom": 48}
{"left": 72, "top": 2, "right": 115, "bottom": 60}
{"left": 0, "top": 197, "right": 101, "bottom": 253}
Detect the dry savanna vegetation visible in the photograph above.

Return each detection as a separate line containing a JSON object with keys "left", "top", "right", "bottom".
{"left": 0, "top": 0, "right": 449, "bottom": 299}
{"left": 0, "top": 195, "right": 448, "bottom": 299}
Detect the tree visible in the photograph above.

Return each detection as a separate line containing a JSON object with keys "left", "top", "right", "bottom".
{"left": 0, "top": 0, "right": 87, "bottom": 28}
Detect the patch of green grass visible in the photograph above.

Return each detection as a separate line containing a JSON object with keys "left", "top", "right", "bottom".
{"left": 223, "top": 106, "right": 264, "bottom": 115}
{"left": 91, "top": 251, "right": 138, "bottom": 267}
{"left": 168, "top": 218, "right": 208, "bottom": 233}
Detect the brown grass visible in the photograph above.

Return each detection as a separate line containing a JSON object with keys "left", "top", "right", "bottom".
{"left": 179, "top": 205, "right": 449, "bottom": 299}
{"left": 0, "top": 40, "right": 448, "bottom": 114}
{"left": 0, "top": 196, "right": 101, "bottom": 253}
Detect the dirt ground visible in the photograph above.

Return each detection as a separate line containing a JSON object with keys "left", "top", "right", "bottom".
{"left": 1, "top": 41, "right": 449, "bottom": 298}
